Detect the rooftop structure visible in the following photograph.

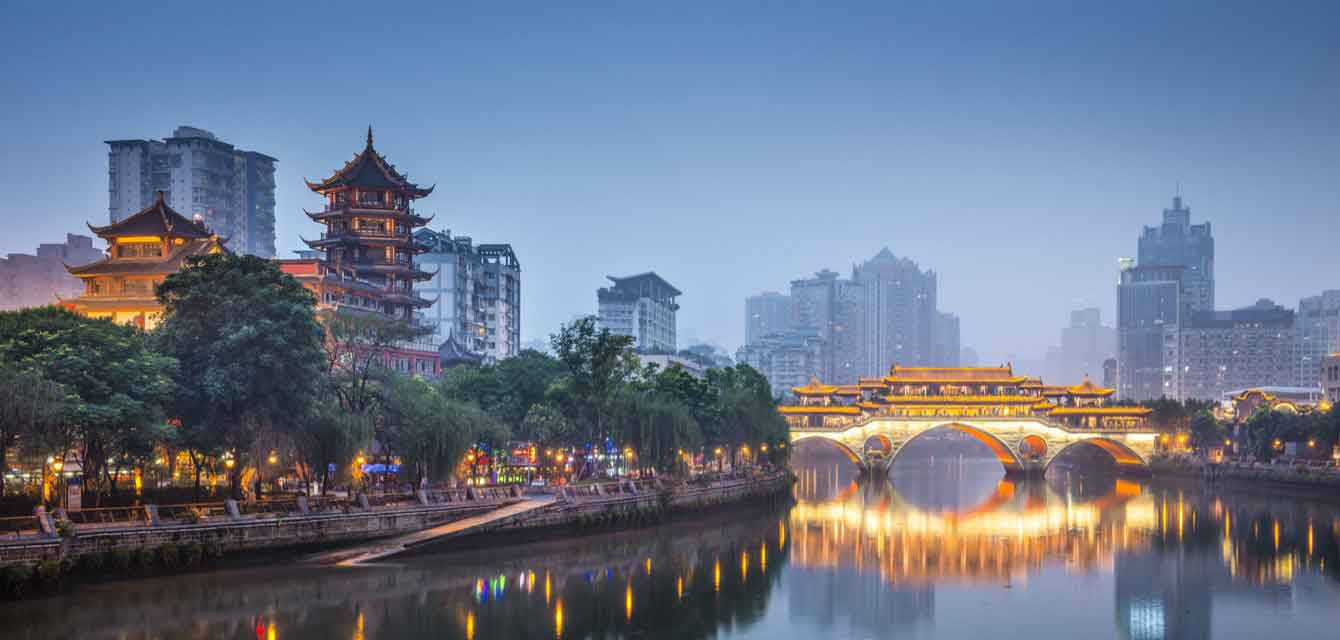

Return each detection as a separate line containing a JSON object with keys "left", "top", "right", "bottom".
{"left": 63, "top": 192, "right": 227, "bottom": 329}
{"left": 597, "top": 271, "right": 680, "bottom": 352}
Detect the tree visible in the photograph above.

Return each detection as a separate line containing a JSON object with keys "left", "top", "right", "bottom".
{"left": 0, "top": 365, "right": 70, "bottom": 495}
{"left": 155, "top": 253, "right": 326, "bottom": 499}
{"left": 550, "top": 317, "right": 637, "bottom": 444}
{"left": 320, "top": 308, "right": 424, "bottom": 414}
{"left": 1189, "top": 409, "right": 1226, "bottom": 452}
{"left": 0, "top": 306, "right": 175, "bottom": 502}
{"left": 381, "top": 375, "right": 486, "bottom": 487}
{"left": 289, "top": 402, "right": 370, "bottom": 495}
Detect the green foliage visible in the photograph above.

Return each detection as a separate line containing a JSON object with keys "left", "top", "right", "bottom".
{"left": 134, "top": 547, "right": 155, "bottom": 568}
{"left": 154, "top": 253, "right": 326, "bottom": 498}
{"left": 33, "top": 559, "right": 60, "bottom": 586}
{"left": 0, "top": 364, "right": 70, "bottom": 494}
{"left": 1189, "top": 410, "right": 1228, "bottom": 451}
{"left": 290, "top": 401, "right": 369, "bottom": 494}
{"left": 54, "top": 519, "right": 74, "bottom": 538}
{"left": 109, "top": 548, "right": 133, "bottom": 570}
{"left": 320, "top": 308, "right": 424, "bottom": 414}
{"left": 381, "top": 375, "right": 487, "bottom": 485}
{"left": 1242, "top": 404, "right": 1340, "bottom": 460}
{"left": 0, "top": 306, "right": 175, "bottom": 498}
{"left": 2, "top": 564, "right": 33, "bottom": 598}
{"left": 551, "top": 317, "right": 638, "bottom": 443}
{"left": 79, "top": 551, "right": 104, "bottom": 572}
{"left": 158, "top": 543, "right": 180, "bottom": 569}
{"left": 182, "top": 543, "right": 205, "bottom": 567}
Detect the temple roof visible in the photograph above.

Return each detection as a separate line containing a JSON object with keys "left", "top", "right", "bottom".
{"left": 67, "top": 236, "right": 225, "bottom": 277}
{"left": 86, "top": 192, "right": 213, "bottom": 240}
{"left": 793, "top": 375, "right": 839, "bottom": 395}
{"left": 1067, "top": 376, "right": 1115, "bottom": 396}
{"left": 305, "top": 127, "right": 434, "bottom": 198}
{"left": 884, "top": 364, "right": 1021, "bottom": 383}
{"left": 779, "top": 405, "right": 862, "bottom": 415}
{"left": 1048, "top": 406, "right": 1153, "bottom": 416}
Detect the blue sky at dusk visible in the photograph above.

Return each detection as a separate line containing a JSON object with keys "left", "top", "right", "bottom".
{"left": 3, "top": 1, "right": 1338, "bottom": 360}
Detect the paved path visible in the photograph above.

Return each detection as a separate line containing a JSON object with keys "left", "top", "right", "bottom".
{"left": 316, "top": 496, "right": 557, "bottom": 566}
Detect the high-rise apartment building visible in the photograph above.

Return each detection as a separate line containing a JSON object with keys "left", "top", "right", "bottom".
{"left": 1323, "top": 353, "right": 1340, "bottom": 405}
{"left": 745, "top": 291, "right": 793, "bottom": 345}
{"left": 854, "top": 249, "right": 939, "bottom": 375}
{"left": 1117, "top": 264, "right": 1184, "bottom": 401}
{"left": 933, "top": 312, "right": 961, "bottom": 367}
{"left": 1060, "top": 307, "right": 1116, "bottom": 384}
{"left": 1163, "top": 299, "right": 1295, "bottom": 400}
{"left": 415, "top": 229, "right": 522, "bottom": 364}
{"left": 597, "top": 272, "right": 680, "bottom": 352}
{"left": 735, "top": 329, "right": 826, "bottom": 399}
{"left": 1295, "top": 290, "right": 1340, "bottom": 389}
{"left": 107, "top": 126, "right": 277, "bottom": 258}
{"left": 1118, "top": 195, "right": 1215, "bottom": 401}
{"left": 0, "top": 234, "right": 103, "bottom": 310}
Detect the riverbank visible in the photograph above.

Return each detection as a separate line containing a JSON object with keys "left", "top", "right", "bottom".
{"left": 0, "top": 471, "right": 792, "bottom": 599}
{"left": 1149, "top": 455, "right": 1340, "bottom": 499}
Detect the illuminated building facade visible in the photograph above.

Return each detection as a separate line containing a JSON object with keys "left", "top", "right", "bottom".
{"left": 1162, "top": 299, "right": 1296, "bottom": 400}
{"left": 414, "top": 229, "right": 521, "bottom": 363}
{"left": 782, "top": 364, "right": 1155, "bottom": 473}
{"left": 1295, "top": 290, "right": 1340, "bottom": 389}
{"left": 63, "top": 191, "right": 227, "bottom": 329}
{"left": 278, "top": 128, "right": 440, "bottom": 375}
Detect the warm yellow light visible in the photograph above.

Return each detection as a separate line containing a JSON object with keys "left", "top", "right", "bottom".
{"left": 224, "top": 458, "right": 235, "bottom": 469}
{"left": 760, "top": 444, "right": 768, "bottom": 452}
{"left": 266, "top": 621, "right": 276, "bottom": 640}
{"left": 713, "top": 559, "right": 721, "bottom": 592}
{"left": 356, "top": 456, "right": 366, "bottom": 465}
{"left": 714, "top": 448, "right": 723, "bottom": 456}
{"left": 1308, "top": 440, "right": 1316, "bottom": 448}
{"left": 625, "top": 583, "right": 633, "bottom": 620}
{"left": 115, "top": 236, "right": 163, "bottom": 244}
{"left": 51, "top": 459, "right": 63, "bottom": 472}
{"left": 554, "top": 601, "right": 564, "bottom": 639}
{"left": 268, "top": 453, "right": 279, "bottom": 465}
{"left": 466, "top": 611, "right": 475, "bottom": 640}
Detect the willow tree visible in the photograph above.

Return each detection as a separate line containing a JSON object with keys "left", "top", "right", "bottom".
{"left": 155, "top": 254, "right": 326, "bottom": 499}
{"left": 0, "top": 365, "right": 70, "bottom": 495}
{"left": 381, "top": 374, "right": 488, "bottom": 487}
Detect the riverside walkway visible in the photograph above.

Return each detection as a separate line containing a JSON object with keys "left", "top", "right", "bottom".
{"left": 315, "top": 495, "right": 558, "bottom": 566}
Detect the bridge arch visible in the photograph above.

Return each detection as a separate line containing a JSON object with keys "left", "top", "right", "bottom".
{"left": 889, "top": 422, "right": 1025, "bottom": 473}
{"left": 1045, "top": 437, "right": 1147, "bottom": 470}
{"left": 791, "top": 434, "right": 863, "bottom": 465}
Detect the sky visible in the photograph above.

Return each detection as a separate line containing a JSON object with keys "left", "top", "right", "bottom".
{"left": 3, "top": 1, "right": 1338, "bottom": 362}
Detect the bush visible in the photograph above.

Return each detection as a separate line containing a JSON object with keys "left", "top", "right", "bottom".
{"left": 2, "top": 564, "right": 33, "bottom": 598}
{"left": 80, "top": 552, "right": 105, "bottom": 573}
{"left": 55, "top": 519, "right": 75, "bottom": 538}
{"left": 109, "top": 548, "right": 133, "bottom": 570}
{"left": 158, "top": 543, "right": 180, "bottom": 569}
{"left": 182, "top": 543, "right": 204, "bottom": 567}
{"left": 34, "top": 559, "right": 61, "bottom": 587}
{"left": 135, "top": 547, "right": 155, "bottom": 568}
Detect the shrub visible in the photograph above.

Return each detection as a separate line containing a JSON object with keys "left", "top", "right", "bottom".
{"left": 34, "top": 559, "right": 61, "bottom": 587}
{"left": 110, "top": 548, "right": 133, "bottom": 570}
{"left": 135, "top": 547, "right": 155, "bottom": 568}
{"left": 158, "top": 543, "right": 180, "bottom": 569}
{"left": 182, "top": 543, "right": 204, "bottom": 567}
{"left": 55, "top": 519, "right": 75, "bottom": 539}
{"left": 80, "top": 552, "right": 105, "bottom": 572}
{"left": 2, "top": 564, "right": 33, "bottom": 598}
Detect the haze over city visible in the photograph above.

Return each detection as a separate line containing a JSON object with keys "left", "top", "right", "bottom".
{"left": 3, "top": 1, "right": 1338, "bottom": 359}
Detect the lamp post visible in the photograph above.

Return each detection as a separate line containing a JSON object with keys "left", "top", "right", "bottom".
{"left": 51, "top": 458, "right": 64, "bottom": 510}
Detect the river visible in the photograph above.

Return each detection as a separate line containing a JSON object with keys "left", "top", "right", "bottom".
{"left": 6, "top": 457, "right": 1340, "bottom": 639}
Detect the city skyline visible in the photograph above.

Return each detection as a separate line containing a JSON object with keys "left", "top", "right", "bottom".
{"left": 3, "top": 2, "right": 1339, "bottom": 358}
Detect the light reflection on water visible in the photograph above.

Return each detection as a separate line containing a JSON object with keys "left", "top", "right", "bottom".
{"left": 6, "top": 458, "right": 1340, "bottom": 639}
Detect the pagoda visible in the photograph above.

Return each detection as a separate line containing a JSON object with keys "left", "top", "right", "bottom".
{"left": 280, "top": 128, "right": 440, "bottom": 375}
{"left": 63, "top": 191, "right": 226, "bottom": 329}
{"left": 296, "top": 127, "right": 436, "bottom": 322}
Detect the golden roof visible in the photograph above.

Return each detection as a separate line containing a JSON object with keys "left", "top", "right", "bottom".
{"left": 779, "top": 406, "right": 862, "bottom": 415}
{"left": 1067, "top": 376, "right": 1115, "bottom": 396}
{"left": 833, "top": 386, "right": 863, "bottom": 396}
{"left": 883, "top": 395, "right": 1043, "bottom": 404}
{"left": 792, "top": 375, "right": 839, "bottom": 395}
{"left": 885, "top": 364, "right": 1019, "bottom": 383}
{"left": 1048, "top": 407, "right": 1152, "bottom": 416}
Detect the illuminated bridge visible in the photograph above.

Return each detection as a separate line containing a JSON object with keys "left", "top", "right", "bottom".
{"left": 783, "top": 365, "right": 1157, "bottom": 475}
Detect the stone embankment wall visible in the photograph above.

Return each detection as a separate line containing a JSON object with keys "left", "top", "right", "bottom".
{"left": 0, "top": 499, "right": 507, "bottom": 568}
{"left": 509, "top": 473, "right": 792, "bottom": 531}
{"left": 1150, "top": 456, "right": 1340, "bottom": 491}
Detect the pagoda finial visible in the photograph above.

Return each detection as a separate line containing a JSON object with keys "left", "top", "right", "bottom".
{"left": 366, "top": 125, "right": 374, "bottom": 148}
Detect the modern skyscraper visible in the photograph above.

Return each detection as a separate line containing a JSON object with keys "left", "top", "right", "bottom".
{"left": 1138, "top": 195, "right": 1214, "bottom": 314}
{"left": 597, "top": 272, "right": 680, "bottom": 352}
{"left": 853, "top": 248, "right": 938, "bottom": 375}
{"left": 415, "top": 229, "right": 522, "bottom": 364}
{"left": 1117, "top": 264, "right": 1184, "bottom": 401}
{"left": 1295, "top": 290, "right": 1340, "bottom": 389}
{"left": 1163, "top": 299, "right": 1296, "bottom": 401}
{"left": 1060, "top": 307, "right": 1116, "bottom": 384}
{"left": 1118, "top": 194, "right": 1215, "bottom": 401}
{"left": 744, "top": 291, "right": 793, "bottom": 345}
{"left": 106, "top": 126, "right": 277, "bottom": 258}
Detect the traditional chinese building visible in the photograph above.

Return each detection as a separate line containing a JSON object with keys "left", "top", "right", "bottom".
{"left": 785, "top": 365, "right": 1150, "bottom": 430}
{"left": 278, "top": 128, "right": 441, "bottom": 375}
{"left": 62, "top": 191, "right": 226, "bottom": 329}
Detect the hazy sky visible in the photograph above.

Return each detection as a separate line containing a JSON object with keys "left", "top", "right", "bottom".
{"left": 3, "top": 1, "right": 1338, "bottom": 361}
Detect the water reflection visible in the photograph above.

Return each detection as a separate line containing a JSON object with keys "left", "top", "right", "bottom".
{"left": 7, "top": 461, "right": 1340, "bottom": 639}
